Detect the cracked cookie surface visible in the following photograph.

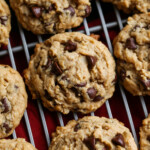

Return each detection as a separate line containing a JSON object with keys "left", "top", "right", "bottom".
{"left": 0, "top": 0, "right": 11, "bottom": 46}
{"left": 114, "top": 13, "right": 150, "bottom": 96}
{"left": 0, "top": 65, "right": 27, "bottom": 138}
{"left": 9, "top": 0, "right": 91, "bottom": 34}
{"left": 49, "top": 116, "right": 137, "bottom": 150}
{"left": 0, "top": 138, "right": 37, "bottom": 150}
{"left": 24, "top": 32, "right": 116, "bottom": 114}
{"left": 140, "top": 114, "right": 150, "bottom": 150}
{"left": 102, "top": 0, "right": 150, "bottom": 13}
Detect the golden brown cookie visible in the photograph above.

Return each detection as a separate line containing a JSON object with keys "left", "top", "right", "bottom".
{"left": 24, "top": 32, "right": 116, "bottom": 114}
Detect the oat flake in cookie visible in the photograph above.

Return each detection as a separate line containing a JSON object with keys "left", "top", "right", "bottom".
{"left": 0, "top": 65, "right": 27, "bottom": 138}
{"left": 0, "top": 0, "right": 11, "bottom": 46}
{"left": 24, "top": 32, "right": 116, "bottom": 114}
{"left": 140, "top": 114, "right": 150, "bottom": 150}
{"left": 0, "top": 138, "right": 37, "bottom": 150}
{"left": 49, "top": 116, "right": 137, "bottom": 150}
{"left": 9, "top": 0, "right": 91, "bottom": 34}
{"left": 102, "top": 0, "right": 150, "bottom": 13}
{"left": 114, "top": 13, "right": 150, "bottom": 96}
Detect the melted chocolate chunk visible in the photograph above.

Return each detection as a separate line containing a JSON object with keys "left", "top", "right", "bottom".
{"left": 0, "top": 16, "right": 8, "bottom": 25}
{"left": 3, "top": 123, "right": 11, "bottom": 133}
{"left": 125, "top": 38, "right": 137, "bottom": 50}
{"left": 64, "top": 40, "right": 77, "bottom": 52}
{"left": 141, "top": 79, "right": 150, "bottom": 89}
{"left": 87, "top": 88, "right": 97, "bottom": 99}
{"left": 112, "top": 133, "right": 125, "bottom": 147}
{"left": 52, "top": 62, "right": 63, "bottom": 76}
{"left": 86, "top": 56, "right": 97, "bottom": 70}
{"left": 1, "top": 98, "right": 10, "bottom": 113}
{"left": 84, "top": 5, "right": 91, "bottom": 17}
{"left": 75, "top": 82, "right": 87, "bottom": 87}
{"left": 48, "top": 4, "right": 55, "bottom": 12}
{"left": 74, "top": 123, "right": 81, "bottom": 132}
{"left": 14, "top": 85, "right": 19, "bottom": 89}
{"left": 64, "top": 6, "right": 75, "bottom": 16}
{"left": 44, "top": 90, "right": 52, "bottom": 100}
{"left": 84, "top": 136, "right": 96, "bottom": 150}
{"left": 31, "top": 7, "right": 42, "bottom": 18}
{"left": 61, "top": 75, "right": 68, "bottom": 80}
{"left": 42, "top": 58, "right": 52, "bottom": 70}
{"left": 93, "top": 95, "right": 103, "bottom": 102}
{"left": 103, "top": 145, "right": 109, "bottom": 150}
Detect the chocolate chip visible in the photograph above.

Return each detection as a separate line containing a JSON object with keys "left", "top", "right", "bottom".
{"left": 147, "top": 9, "right": 150, "bottom": 12}
{"left": 42, "top": 58, "right": 52, "bottom": 69}
{"left": 93, "top": 95, "right": 103, "bottom": 102}
{"left": 125, "top": 38, "right": 137, "bottom": 50}
{"left": 1, "top": 98, "right": 10, "bottom": 113}
{"left": 62, "top": 75, "right": 68, "bottom": 80}
{"left": 48, "top": 4, "right": 55, "bottom": 12}
{"left": 87, "top": 88, "right": 97, "bottom": 99}
{"left": 64, "top": 5, "right": 75, "bottom": 16}
{"left": 75, "top": 82, "right": 87, "bottom": 87}
{"left": 112, "top": 133, "right": 125, "bottom": 147}
{"left": 74, "top": 123, "right": 81, "bottom": 132}
{"left": 31, "top": 7, "right": 42, "bottom": 18}
{"left": 84, "top": 136, "right": 96, "bottom": 150}
{"left": 86, "top": 56, "right": 97, "bottom": 70}
{"left": 103, "top": 145, "right": 109, "bottom": 150}
{"left": 120, "top": 69, "right": 126, "bottom": 81}
{"left": 0, "top": 16, "right": 8, "bottom": 25}
{"left": 52, "top": 62, "right": 63, "bottom": 76}
{"left": 14, "top": 85, "right": 19, "bottom": 89}
{"left": 141, "top": 79, "right": 150, "bottom": 89}
{"left": 84, "top": 5, "right": 91, "bottom": 17}
{"left": 64, "top": 40, "right": 77, "bottom": 52}
{"left": 3, "top": 123, "right": 11, "bottom": 133}
{"left": 44, "top": 90, "right": 52, "bottom": 100}
{"left": 147, "top": 135, "right": 150, "bottom": 141}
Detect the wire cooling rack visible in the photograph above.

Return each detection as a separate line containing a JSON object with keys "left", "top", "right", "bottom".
{"left": 0, "top": 0, "right": 149, "bottom": 149}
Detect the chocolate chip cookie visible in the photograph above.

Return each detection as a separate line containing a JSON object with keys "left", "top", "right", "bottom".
{"left": 0, "top": 65, "right": 27, "bottom": 138}
{"left": 114, "top": 13, "right": 150, "bottom": 96}
{"left": 0, "top": 0, "right": 11, "bottom": 46}
{"left": 49, "top": 116, "right": 137, "bottom": 150}
{"left": 9, "top": 0, "right": 91, "bottom": 34}
{"left": 0, "top": 138, "right": 37, "bottom": 150}
{"left": 140, "top": 114, "right": 150, "bottom": 150}
{"left": 24, "top": 32, "right": 116, "bottom": 114}
{"left": 102, "top": 0, "right": 150, "bottom": 13}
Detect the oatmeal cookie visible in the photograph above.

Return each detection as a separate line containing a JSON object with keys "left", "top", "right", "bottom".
{"left": 0, "top": 138, "right": 37, "bottom": 150}
{"left": 102, "top": 0, "right": 150, "bottom": 13}
{"left": 114, "top": 13, "right": 150, "bottom": 96}
{"left": 49, "top": 116, "right": 137, "bottom": 150}
{"left": 24, "top": 32, "right": 116, "bottom": 114}
{"left": 0, "top": 0, "right": 11, "bottom": 46}
{"left": 9, "top": 0, "right": 91, "bottom": 34}
{"left": 0, "top": 65, "right": 27, "bottom": 138}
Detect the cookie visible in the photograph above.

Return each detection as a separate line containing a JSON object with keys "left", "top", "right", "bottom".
{"left": 0, "top": 65, "right": 27, "bottom": 138}
{"left": 114, "top": 13, "right": 150, "bottom": 96}
{"left": 102, "top": 0, "right": 150, "bottom": 13}
{"left": 140, "top": 114, "right": 150, "bottom": 150}
{"left": 9, "top": 0, "right": 91, "bottom": 34}
{"left": 24, "top": 32, "right": 116, "bottom": 114}
{"left": 0, "top": 0, "right": 11, "bottom": 46}
{"left": 49, "top": 116, "right": 137, "bottom": 150}
{"left": 0, "top": 138, "right": 37, "bottom": 150}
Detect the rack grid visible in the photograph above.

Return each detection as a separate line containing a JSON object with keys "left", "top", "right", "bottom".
{"left": 0, "top": 0, "right": 149, "bottom": 149}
